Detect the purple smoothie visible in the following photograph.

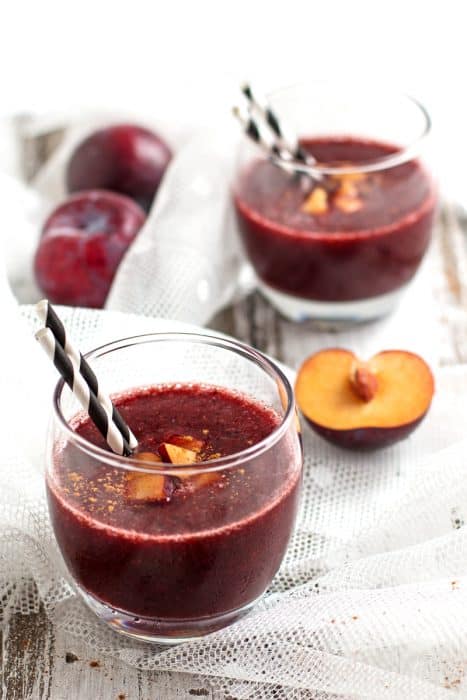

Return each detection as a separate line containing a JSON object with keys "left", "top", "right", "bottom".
{"left": 47, "top": 384, "right": 302, "bottom": 624}
{"left": 234, "top": 136, "right": 437, "bottom": 302}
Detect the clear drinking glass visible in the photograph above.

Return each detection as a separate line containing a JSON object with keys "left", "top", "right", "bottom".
{"left": 233, "top": 82, "right": 437, "bottom": 325}
{"left": 46, "top": 333, "right": 303, "bottom": 643}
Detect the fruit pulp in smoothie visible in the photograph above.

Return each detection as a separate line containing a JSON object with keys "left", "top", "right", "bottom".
{"left": 234, "top": 136, "right": 437, "bottom": 302}
{"left": 47, "top": 384, "right": 302, "bottom": 623}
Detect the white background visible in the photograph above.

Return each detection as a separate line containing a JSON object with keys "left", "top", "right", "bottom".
{"left": 0, "top": 0, "right": 465, "bottom": 197}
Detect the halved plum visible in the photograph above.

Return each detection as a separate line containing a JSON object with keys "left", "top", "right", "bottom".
{"left": 295, "top": 349, "right": 434, "bottom": 449}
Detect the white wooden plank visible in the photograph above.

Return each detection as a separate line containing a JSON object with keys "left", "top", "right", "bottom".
{"left": 1, "top": 610, "right": 215, "bottom": 700}
{"left": 2, "top": 113, "right": 467, "bottom": 698}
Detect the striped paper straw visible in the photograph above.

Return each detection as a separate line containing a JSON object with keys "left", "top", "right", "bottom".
{"left": 232, "top": 105, "right": 289, "bottom": 162}
{"left": 35, "top": 327, "right": 133, "bottom": 457}
{"left": 241, "top": 82, "right": 317, "bottom": 167}
{"left": 36, "top": 300, "right": 138, "bottom": 450}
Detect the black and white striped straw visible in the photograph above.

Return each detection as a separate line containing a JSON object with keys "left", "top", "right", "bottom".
{"left": 36, "top": 327, "right": 132, "bottom": 456}
{"left": 241, "top": 82, "right": 318, "bottom": 168}
{"left": 232, "top": 106, "right": 289, "bottom": 162}
{"left": 36, "top": 300, "right": 138, "bottom": 450}
{"left": 35, "top": 327, "right": 134, "bottom": 457}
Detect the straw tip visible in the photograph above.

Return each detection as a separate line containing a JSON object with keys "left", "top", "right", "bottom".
{"left": 35, "top": 298, "right": 49, "bottom": 316}
{"left": 35, "top": 326, "right": 51, "bottom": 341}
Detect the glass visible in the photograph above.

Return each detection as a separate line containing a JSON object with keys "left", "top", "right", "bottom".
{"left": 233, "top": 81, "right": 437, "bottom": 325}
{"left": 46, "top": 332, "right": 303, "bottom": 644}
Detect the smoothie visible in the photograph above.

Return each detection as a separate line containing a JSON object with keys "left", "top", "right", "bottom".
{"left": 234, "top": 136, "right": 437, "bottom": 303}
{"left": 47, "top": 383, "right": 302, "bottom": 627}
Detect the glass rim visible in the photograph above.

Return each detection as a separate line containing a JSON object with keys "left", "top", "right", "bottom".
{"left": 253, "top": 82, "right": 432, "bottom": 175}
{"left": 52, "top": 331, "right": 297, "bottom": 475}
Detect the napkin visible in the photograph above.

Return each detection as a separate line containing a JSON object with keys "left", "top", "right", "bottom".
{"left": 1, "top": 298, "right": 467, "bottom": 700}
{"left": 2, "top": 113, "right": 249, "bottom": 325}
{"left": 1, "top": 116, "right": 467, "bottom": 699}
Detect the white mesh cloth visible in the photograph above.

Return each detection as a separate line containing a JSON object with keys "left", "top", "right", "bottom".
{"left": 0, "top": 291, "right": 466, "bottom": 699}
{"left": 1, "top": 117, "right": 467, "bottom": 698}
{"left": 3, "top": 113, "right": 248, "bottom": 323}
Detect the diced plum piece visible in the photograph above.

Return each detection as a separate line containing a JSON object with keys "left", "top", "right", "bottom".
{"left": 126, "top": 472, "right": 174, "bottom": 504}
{"left": 125, "top": 451, "right": 173, "bottom": 504}
{"left": 158, "top": 443, "right": 198, "bottom": 464}
{"left": 165, "top": 434, "right": 205, "bottom": 453}
{"left": 301, "top": 187, "right": 328, "bottom": 215}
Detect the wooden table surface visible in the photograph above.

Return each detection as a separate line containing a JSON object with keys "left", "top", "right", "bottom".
{"left": 1, "top": 123, "right": 467, "bottom": 699}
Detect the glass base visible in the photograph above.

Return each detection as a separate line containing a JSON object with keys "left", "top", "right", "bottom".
{"left": 78, "top": 586, "right": 261, "bottom": 644}
{"left": 258, "top": 281, "right": 408, "bottom": 327}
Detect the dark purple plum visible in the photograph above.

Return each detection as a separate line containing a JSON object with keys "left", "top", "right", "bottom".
{"left": 34, "top": 190, "right": 145, "bottom": 308}
{"left": 67, "top": 124, "right": 172, "bottom": 212}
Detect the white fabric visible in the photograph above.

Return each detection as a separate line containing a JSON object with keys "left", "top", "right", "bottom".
{"left": 0, "top": 118, "right": 467, "bottom": 699}
{"left": 3, "top": 114, "right": 249, "bottom": 323}
{"left": 0, "top": 297, "right": 466, "bottom": 699}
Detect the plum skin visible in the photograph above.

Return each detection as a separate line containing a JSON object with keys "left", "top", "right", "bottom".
{"left": 34, "top": 190, "right": 145, "bottom": 308}
{"left": 295, "top": 348, "right": 434, "bottom": 451}
{"left": 66, "top": 124, "right": 172, "bottom": 213}
{"left": 304, "top": 412, "right": 429, "bottom": 450}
